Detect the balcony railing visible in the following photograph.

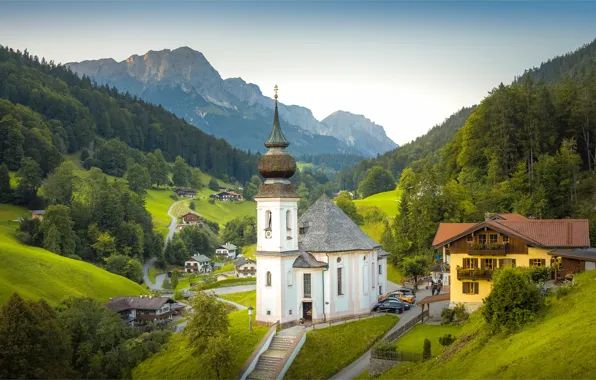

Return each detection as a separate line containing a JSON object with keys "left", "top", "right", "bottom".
{"left": 467, "top": 243, "right": 507, "bottom": 256}
{"left": 457, "top": 268, "right": 494, "bottom": 280}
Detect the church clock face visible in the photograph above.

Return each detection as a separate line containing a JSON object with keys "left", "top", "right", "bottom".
{"left": 265, "top": 230, "right": 273, "bottom": 239}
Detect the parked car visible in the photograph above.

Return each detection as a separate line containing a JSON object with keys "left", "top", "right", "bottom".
{"left": 380, "top": 290, "right": 416, "bottom": 304}
{"left": 373, "top": 299, "right": 404, "bottom": 314}
{"left": 385, "top": 296, "right": 411, "bottom": 310}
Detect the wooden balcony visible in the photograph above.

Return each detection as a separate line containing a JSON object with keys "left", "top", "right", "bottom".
{"left": 467, "top": 243, "right": 507, "bottom": 256}
{"left": 457, "top": 268, "right": 494, "bottom": 280}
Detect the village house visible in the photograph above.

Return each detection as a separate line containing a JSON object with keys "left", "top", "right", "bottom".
{"left": 184, "top": 254, "right": 212, "bottom": 273}
{"left": 216, "top": 242, "right": 238, "bottom": 259}
{"left": 175, "top": 188, "right": 196, "bottom": 198}
{"left": 104, "top": 296, "right": 184, "bottom": 325}
{"left": 29, "top": 210, "right": 45, "bottom": 221}
{"left": 210, "top": 191, "right": 243, "bottom": 202}
{"left": 235, "top": 257, "right": 257, "bottom": 278}
{"left": 181, "top": 212, "right": 202, "bottom": 225}
{"left": 433, "top": 213, "right": 591, "bottom": 311}
{"left": 253, "top": 88, "right": 388, "bottom": 327}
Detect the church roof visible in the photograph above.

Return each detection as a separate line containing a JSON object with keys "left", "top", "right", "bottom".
{"left": 292, "top": 251, "right": 328, "bottom": 269}
{"left": 298, "top": 194, "right": 381, "bottom": 252}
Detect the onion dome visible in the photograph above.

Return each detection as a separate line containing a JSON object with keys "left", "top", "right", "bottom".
{"left": 258, "top": 85, "right": 296, "bottom": 180}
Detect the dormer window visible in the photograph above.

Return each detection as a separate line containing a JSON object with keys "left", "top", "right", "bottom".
{"left": 299, "top": 226, "right": 309, "bottom": 235}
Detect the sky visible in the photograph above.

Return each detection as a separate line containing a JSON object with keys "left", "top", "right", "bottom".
{"left": 1, "top": 1, "right": 596, "bottom": 145}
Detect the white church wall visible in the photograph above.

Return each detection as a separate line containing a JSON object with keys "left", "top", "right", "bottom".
{"left": 282, "top": 257, "right": 298, "bottom": 323}
{"left": 256, "top": 256, "right": 282, "bottom": 323}
{"left": 378, "top": 257, "right": 388, "bottom": 298}
{"left": 256, "top": 199, "right": 299, "bottom": 253}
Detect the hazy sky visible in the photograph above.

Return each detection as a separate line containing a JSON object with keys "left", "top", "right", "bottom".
{"left": 2, "top": 1, "right": 596, "bottom": 145}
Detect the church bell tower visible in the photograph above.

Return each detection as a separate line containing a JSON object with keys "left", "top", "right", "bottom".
{"left": 254, "top": 85, "right": 301, "bottom": 324}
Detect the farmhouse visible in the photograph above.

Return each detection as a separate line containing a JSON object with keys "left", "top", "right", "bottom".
{"left": 210, "top": 191, "right": 242, "bottom": 202}
{"left": 175, "top": 188, "right": 196, "bottom": 198}
{"left": 433, "top": 213, "right": 590, "bottom": 311}
{"left": 216, "top": 242, "right": 238, "bottom": 259}
{"left": 181, "top": 212, "right": 202, "bottom": 225}
{"left": 235, "top": 257, "right": 257, "bottom": 277}
{"left": 184, "top": 254, "right": 212, "bottom": 273}
{"left": 29, "top": 209, "right": 45, "bottom": 221}
{"left": 254, "top": 89, "right": 388, "bottom": 326}
{"left": 105, "top": 296, "right": 184, "bottom": 325}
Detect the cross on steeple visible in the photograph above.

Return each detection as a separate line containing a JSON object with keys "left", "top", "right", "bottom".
{"left": 274, "top": 84, "right": 279, "bottom": 100}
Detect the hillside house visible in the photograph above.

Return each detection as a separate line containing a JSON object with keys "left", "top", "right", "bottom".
{"left": 105, "top": 296, "right": 184, "bottom": 325}
{"left": 235, "top": 257, "right": 257, "bottom": 278}
{"left": 184, "top": 254, "right": 212, "bottom": 273}
{"left": 216, "top": 242, "right": 238, "bottom": 259}
{"left": 181, "top": 212, "right": 202, "bottom": 225}
{"left": 175, "top": 188, "right": 196, "bottom": 198}
{"left": 29, "top": 210, "right": 45, "bottom": 221}
{"left": 210, "top": 191, "right": 242, "bottom": 202}
{"left": 549, "top": 248, "right": 596, "bottom": 277}
{"left": 433, "top": 213, "right": 590, "bottom": 311}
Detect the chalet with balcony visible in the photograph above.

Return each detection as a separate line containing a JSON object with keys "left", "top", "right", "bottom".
{"left": 234, "top": 257, "right": 256, "bottom": 278}
{"left": 181, "top": 212, "right": 202, "bottom": 225}
{"left": 433, "top": 213, "right": 590, "bottom": 311}
{"left": 215, "top": 242, "right": 238, "bottom": 259}
{"left": 175, "top": 188, "right": 196, "bottom": 198}
{"left": 210, "top": 191, "right": 242, "bottom": 202}
{"left": 184, "top": 254, "right": 212, "bottom": 273}
{"left": 104, "top": 296, "right": 184, "bottom": 325}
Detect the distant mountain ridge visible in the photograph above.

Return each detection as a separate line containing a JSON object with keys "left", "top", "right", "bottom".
{"left": 67, "top": 47, "right": 397, "bottom": 157}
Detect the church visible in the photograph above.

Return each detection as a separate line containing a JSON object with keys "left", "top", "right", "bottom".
{"left": 255, "top": 86, "right": 388, "bottom": 326}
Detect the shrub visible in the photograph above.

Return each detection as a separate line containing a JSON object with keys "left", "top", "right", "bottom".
{"left": 208, "top": 198, "right": 215, "bottom": 205}
{"left": 169, "top": 194, "right": 179, "bottom": 201}
{"left": 423, "top": 338, "right": 431, "bottom": 360}
{"left": 189, "top": 200, "right": 196, "bottom": 210}
{"left": 482, "top": 267, "right": 543, "bottom": 333}
{"left": 438, "top": 334, "right": 456, "bottom": 347}
{"left": 359, "top": 205, "right": 387, "bottom": 224}
{"left": 162, "top": 279, "right": 172, "bottom": 289}
{"left": 453, "top": 303, "right": 469, "bottom": 322}
{"left": 555, "top": 282, "right": 576, "bottom": 299}
{"left": 374, "top": 340, "right": 396, "bottom": 352}
{"left": 441, "top": 307, "right": 455, "bottom": 325}
{"left": 173, "top": 290, "right": 184, "bottom": 300}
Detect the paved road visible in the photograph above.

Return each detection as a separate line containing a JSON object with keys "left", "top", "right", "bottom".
{"left": 330, "top": 283, "right": 447, "bottom": 380}
{"left": 143, "top": 200, "right": 182, "bottom": 290}
{"left": 206, "top": 284, "right": 256, "bottom": 295}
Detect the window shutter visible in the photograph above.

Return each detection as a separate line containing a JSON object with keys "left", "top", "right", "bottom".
{"left": 498, "top": 259, "right": 503, "bottom": 268}
{"left": 529, "top": 258, "right": 533, "bottom": 266}
{"left": 474, "top": 282, "right": 479, "bottom": 294}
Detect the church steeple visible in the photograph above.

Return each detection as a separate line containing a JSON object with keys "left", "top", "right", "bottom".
{"left": 264, "top": 85, "right": 290, "bottom": 149}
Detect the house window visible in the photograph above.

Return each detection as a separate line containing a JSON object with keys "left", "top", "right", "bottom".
{"left": 481, "top": 258, "right": 497, "bottom": 270}
{"left": 502, "top": 235, "right": 509, "bottom": 243}
{"left": 304, "top": 273, "right": 311, "bottom": 298}
{"left": 266, "top": 271, "right": 272, "bottom": 287}
{"left": 337, "top": 268, "right": 344, "bottom": 296}
{"left": 289, "top": 309, "right": 292, "bottom": 315}
{"left": 463, "top": 258, "right": 478, "bottom": 269}
{"left": 462, "top": 282, "right": 479, "bottom": 295}
{"left": 287, "top": 270, "right": 293, "bottom": 287}
{"left": 379, "top": 286, "right": 383, "bottom": 296}
{"left": 499, "top": 259, "right": 516, "bottom": 267}
{"left": 379, "top": 264, "right": 382, "bottom": 275}
{"left": 530, "top": 259, "right": 546, "bottom": 267}
{"left": 478, "top": 234, "right": 487, "bottom": 245}
{"left": 489, "top": 233, "right": 498, "bottom": 244}
{"left": 266, "top": 310, "right": 271, "bottom": 316}
{"left": 467, "top": 235, "right": 474, "bottom": 242}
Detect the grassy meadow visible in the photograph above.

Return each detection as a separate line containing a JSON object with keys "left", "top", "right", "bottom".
{"left": 354, "top": 188, "right": 402, "bottom": 217}
{"left": 395, "top": 323, "right": 464, "bottom": 356}
{"left": 378, "top": 271, "right": 596, "bottom": 379}
{"left": 285, "top": 315, "right": 399, "bottom": 380}
{"left": 0, "top": 204, "right": 147, "bottom": 305}
{"left": 219, "top": 290, "right": 256, "bottom": 309}
{"left": 132, "top": 309, "right": 268, "bottom": 379}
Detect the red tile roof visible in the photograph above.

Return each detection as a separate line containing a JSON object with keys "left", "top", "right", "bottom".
{"left": 432, "top": 223, "right": 477, "bottom": 247}
{"left": 433, "top": 218, "right": 590, "bottom": 248}
{"left": 496, "top": 213, "right": 528, "bottom": 221}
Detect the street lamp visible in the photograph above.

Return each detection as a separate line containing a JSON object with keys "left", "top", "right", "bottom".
{"left": 247, "top": 306, "right": 253, "bottom": 332}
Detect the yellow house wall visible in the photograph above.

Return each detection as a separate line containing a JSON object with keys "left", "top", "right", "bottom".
{"left": 449, "top": 247, "right": 552, "bottom": 304}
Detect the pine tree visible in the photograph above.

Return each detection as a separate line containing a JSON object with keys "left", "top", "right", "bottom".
{"left": 0, "top": 114, "right": 25, "bottom": 170}
{"left": 0, "top": 163, "right": 12, "bottom": 203}
{"left": 172, "top": 156, "right": 190, "bottom": 187}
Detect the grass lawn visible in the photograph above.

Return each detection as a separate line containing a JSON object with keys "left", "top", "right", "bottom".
{"left": 145, "top": 188, "right": 177, "bottom": 238}
{"left": 285, "top": 315, "right": 399, "bottom": 380}
{"left": 395, "top": 323, "right": 464, "bottom": 356}
{"left": 219, "top": 290, "right": 256, "bottom": 309}
{"left": 360, "top": 221, "right": 385, "bottom": 243}
{"left": 171, "top": 318, "right": 187, "bottom": 326}
{"left": 200, "top": 277, "right": 256, "bottom": 290}
{"left": 354, "top": 188, "right": 402, "bottom": 217}
{"left": 172, "top": 197, "right": 256, "bottom": 229}
{"left": 0, "top": 204, "right": 147, "bottom": 306}
{"left": 213, "top": 262, "right": 234, "bottom": 274}
{"left": 132, "top": 309, "right": 268, "bottom": 379}
{"left": 379, "top": 271, "right": 596, "bottom": 379}
{"left": 148, "top": 264, "right": 163, "bottom": 284}
{"left": 387, "top": 263, "right": 405, "bottom": 284}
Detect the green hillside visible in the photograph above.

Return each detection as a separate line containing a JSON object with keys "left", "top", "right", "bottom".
{"left": 0, "top": 204, "right": 147, "bottom": 305}
{"left": 354, "top": 188, "right": 402, "bottom": 216}
{"left": 379, "top": 271, "right": 596, "bottom": 379}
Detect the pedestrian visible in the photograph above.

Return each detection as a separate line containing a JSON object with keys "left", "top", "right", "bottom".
{"left": 437, "top": 278, "right": 443, "bottom": 294}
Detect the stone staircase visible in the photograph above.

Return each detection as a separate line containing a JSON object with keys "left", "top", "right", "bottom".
{"left": 246, "top": 335, "right": 297, "bottom": 380}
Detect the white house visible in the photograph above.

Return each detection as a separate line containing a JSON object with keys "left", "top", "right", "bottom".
{"left": 216, "top": 242, "right": 238, "bottom": 259}
{"left": 184, "top": 254, "right": 212, "bottom": 273}
{"left": 235, "top": 257, "right": 257, "bottom": 278}
{"left": 254, "top": 88, "right": 387, "bottom": 327}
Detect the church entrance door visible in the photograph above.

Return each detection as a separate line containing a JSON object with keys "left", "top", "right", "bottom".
{"left": 303, "top": 302, "right": 312, "bottom": 321}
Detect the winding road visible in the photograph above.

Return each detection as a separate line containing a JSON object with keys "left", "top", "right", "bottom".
{"left": 142, "top": 200, "right": 183, "bottom": 290}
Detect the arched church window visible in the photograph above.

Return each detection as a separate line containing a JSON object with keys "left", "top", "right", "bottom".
{"left": 286, "top": 210, "right": 292, "bottom": 240}
{"left": 265, "top": 210, "right": 272, "bottom": 239}
{"left": 266, "top": 271, "right": 272, "bottom": 287}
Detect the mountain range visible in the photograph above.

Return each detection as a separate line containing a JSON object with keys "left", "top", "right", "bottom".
{"left": 66, "top": 47, "right": 397, "bottom": 157}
